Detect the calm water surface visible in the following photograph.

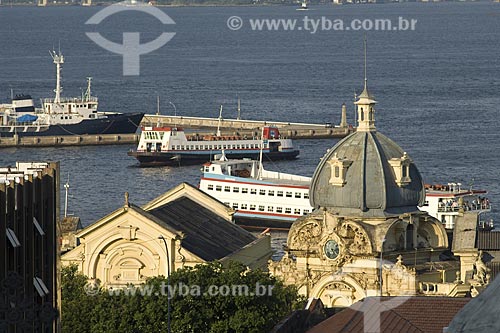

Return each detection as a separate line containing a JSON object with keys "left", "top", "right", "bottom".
{"left": 0, "top": 4, "right": 499, "bottom": 254}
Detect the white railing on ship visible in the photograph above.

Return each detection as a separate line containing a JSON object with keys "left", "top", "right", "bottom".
{"left": 6, "top": 122, "right": 45, "bottom": 127}
{"left": 437, "top": 204, "right": 491, "bottom": 212}
{"left": 42, "top": 97, "right": 98, "bottom": 104}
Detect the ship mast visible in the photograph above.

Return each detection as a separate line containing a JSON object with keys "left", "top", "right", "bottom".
{"left": 216, "top": 105, "right": 223, "bottom": 137}
{"left": 50, "top": 50, "right": 64, "bottom": 104}
{"left": 84, "top": 77, "right": 92, "bottom": 102}
{"left": 258, "top": 126, "right": 264, "bottom": 180}
{"left": 156, "top": 95, "right": 161, "bottom": 127}
{"left": 237, "top": 96, "right": 241, "bottom": 120}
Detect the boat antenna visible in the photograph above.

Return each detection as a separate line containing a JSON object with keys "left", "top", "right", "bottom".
{"left": 257, "top": 126, "right": 264, "bottom": 180}
{"left": 237, "top": 96, "right": 241, "bottom": 120}
{"left": 156, "top": 95, "right": 161, "bottom": 127}
{"left": 216, "top": 105, "right": 223, "bottom": 137}
{"left": 353, "top": 91, "right": 357, "bottom": 127}
{"left": 64, "top": 173, "right": 70, "bottom": 218}
{"left": 363, "top": 35, "right": 368, "bottom": 91}
{"left": 50, "top": 49, "right": 64, "bottom": 104}
{"left": 10, "top": 87, "right": 13, "bottom": 100}
{"left": 169, "top": 101, "right": 177, "bottom": 128}
{"left": 156, "top": 95, "right": 160, "bottom": 116}
{"left": 85, "top": 77, "right": 92, "bottom": 102}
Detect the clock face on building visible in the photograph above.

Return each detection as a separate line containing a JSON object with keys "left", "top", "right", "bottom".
{"left": 324, "top": 240, "right": 340, "bottom": 260}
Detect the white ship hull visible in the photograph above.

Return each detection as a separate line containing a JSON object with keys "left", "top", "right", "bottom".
{"left": 199, "top": 159, "right": 312, "bottom": 228}
{"left": 200, "top": 161, "right": 493, "bottom": 230}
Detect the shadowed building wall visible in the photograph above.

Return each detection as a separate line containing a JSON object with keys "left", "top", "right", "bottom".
{"left": 0, "top": 162, "right": 60, "bottom": 333}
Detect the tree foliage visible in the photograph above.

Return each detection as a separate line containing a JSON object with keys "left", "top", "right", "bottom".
{"left": 61, "top": 262, "right": 302, "bottom": 332}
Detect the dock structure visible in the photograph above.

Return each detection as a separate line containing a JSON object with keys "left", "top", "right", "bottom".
{"left": 141, "top": 114, "right": 353, "bottom": 139}
{"left": 0, "top": 133, "right": 139, "bottom": 148}
{"left": 0, "top": 106, "right": 351, "bottom": 147}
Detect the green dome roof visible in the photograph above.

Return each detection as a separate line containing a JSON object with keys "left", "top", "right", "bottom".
{"left": 310, "top": 131, "right": 425, "bottom": 218}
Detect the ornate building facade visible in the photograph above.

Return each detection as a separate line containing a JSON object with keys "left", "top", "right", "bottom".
{"left": 270, "top": 68, "right": 484, "bottom": 307}
{"left": 62, "top": 183, "right": 272, "bottom": 288}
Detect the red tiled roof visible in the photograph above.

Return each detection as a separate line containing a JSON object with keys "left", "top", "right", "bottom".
{"left": 307, "top": 297, "right": 470, "bottom": 333}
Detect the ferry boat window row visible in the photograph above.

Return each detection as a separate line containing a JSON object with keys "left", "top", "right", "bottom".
{"left": 172, "top": 143, "right": 261, "bottom": 151}
{"left": 144, "top": 132, "right": 162, "bottom": 140}
{"left": 224, "top": 202, "right": 310, "bottom": 216}
{"left": 206, "top": 184, "right": 309, "bottom": 199}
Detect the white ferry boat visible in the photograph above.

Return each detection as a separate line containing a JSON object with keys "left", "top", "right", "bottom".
{"left": 128, "top": 125, "right": 300, "bottom": 166}
{"left": 0, "top": 51, "right": 144, "bottom": 137}
{"left": 200, "top": 160, "right": 493, "bottom": 230}
{"left": 199, "top": 158, "right": 312, "bottom": 228}
{"left": 419, "top": 182, "right": 492, "bottom": 230}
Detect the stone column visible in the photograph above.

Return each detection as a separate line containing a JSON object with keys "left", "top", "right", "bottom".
{"left": 340, "top": 103, "right": 347, "bottom": 128}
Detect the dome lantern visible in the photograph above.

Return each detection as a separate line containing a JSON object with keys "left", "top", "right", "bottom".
{"left": 355, "top": 37, "right": 377, "bottom": 132}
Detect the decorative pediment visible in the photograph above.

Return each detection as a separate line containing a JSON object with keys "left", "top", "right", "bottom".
{"left": 117, "top": 224, "right": 139, "bottom": 240}
{"left": 327, "top": 153, "right": 352, "bottom": 187}
{"left": 389, "top": 152, "right": 412, "bottom": 187}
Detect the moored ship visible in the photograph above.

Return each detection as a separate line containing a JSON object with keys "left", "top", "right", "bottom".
{"left": 128, "top": 125, "right": 300, "bottom": 167}
{"left": 0, "top": 51, "right": 144, "bottom": 137}
{"left": 420, "top": 182, "right": 493, "bottom": 230}
{"left": 200, "top": 159, "right": 494, "bottom": 230}
{"left": 199, "top": 157, "right": 312, "bottom": 229}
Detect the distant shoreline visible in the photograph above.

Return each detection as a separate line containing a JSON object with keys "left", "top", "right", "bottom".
{"left": 0, "top": 0, "right": 494, "bottom": 6}
{"left": 1, "top": 3, "right": 289, "bottom": 7}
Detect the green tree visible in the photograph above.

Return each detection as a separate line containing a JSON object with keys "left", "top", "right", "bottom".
{"left": 61, "top": 262, "right": 302, "bottom": 332}
{"left": 163, "top": 261, "right": 302, "bottom": 332}
{"left": 61, "top": 265, "right": 96, "bottom": 333}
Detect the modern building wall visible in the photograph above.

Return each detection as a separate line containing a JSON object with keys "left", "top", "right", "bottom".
{"left": 0, "top": 162, "right": 60, "bottom": 333}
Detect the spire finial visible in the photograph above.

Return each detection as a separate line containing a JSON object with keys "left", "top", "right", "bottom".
{"left": 364, "top": 35, "right": 368, "bottom": 91}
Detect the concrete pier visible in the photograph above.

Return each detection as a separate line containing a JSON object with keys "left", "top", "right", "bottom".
{"left": 0, "top": 113, "right": 352, "bottom": 148}
{"left": 0, "top": 133, "right": 139, "bottom": 148}
{"left": 141, "top": 115, "right": 353, "bottom": 139}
